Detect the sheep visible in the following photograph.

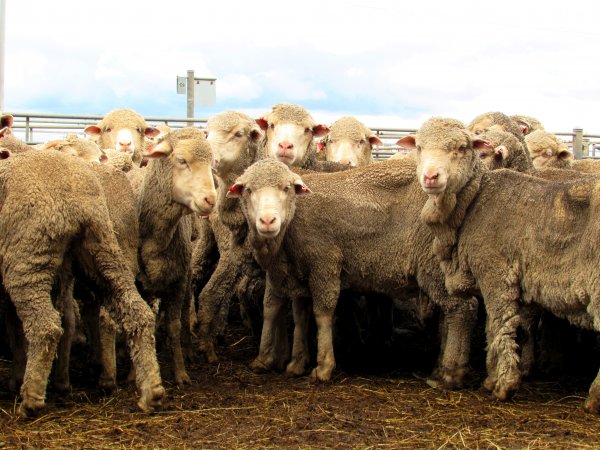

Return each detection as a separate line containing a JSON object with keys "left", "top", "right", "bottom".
{"left": 84, "top": 108, "right": 160, "bottom": 165}
{"left": 468, "top": 111, "right": 525, "bottom": 140}
{"left": 256, "top": 103, "right": 350, "bottom": 173}
{"left": 510, "top": 115, "right": 545, "bottom": 135}
{"left": 411, "top": 116, "right": 600, "bottom": 413}
{"left": 0, "top": 150, "right": 165, "bottom": 416}
{"left": 228, "top": 158, "right": 478, "bottom": 387}
{"left": 524, "top": 129, "right": 573, "bottom": 170}
{"left": 195, "top": 111, "right": 264, "bottom": 363}
{"left": 474, "top": 129, "right": 533, "bottom": 173}
{"left": 317, "top": 116, "right": 383, "bottom": 167}
{"left": 42, "top": 133, "right": 104, "bottom": 163}
{"left": 135, "top": 127, "right": 217, "bottom": 385}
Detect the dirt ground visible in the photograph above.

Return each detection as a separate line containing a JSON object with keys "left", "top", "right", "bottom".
{"left": 1, "top": 316, "right": 600, "bottom": 449}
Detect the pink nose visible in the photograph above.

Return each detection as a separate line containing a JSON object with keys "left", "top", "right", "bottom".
{"left": 205, "top": 193, "right": 216, "bottom": 208}
{"left": 259, "top": 216, "right": 277, "bottom": 226}
{"left": 339, "top": 158, "right": 352, "bottom": 166}
{"left": 119, "top": 140, "right": 132, "bottom": 147}
{"left": 278, "top": 141, "right": 293, "bottom": 151}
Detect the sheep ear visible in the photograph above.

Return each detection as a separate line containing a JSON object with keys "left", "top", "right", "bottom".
{"left": 227, "top": 183, "right": 245, "bottom": 198}
{"left": 558, "top": 150, "right": 573, "bottom": 161}
{"left": 520, "top": 125, "right": 529, "bottom": 135}
{"left": 369, "top": 135, "right": 383, "bottom": 147}
{"left": 494, "top": 145, "right": 508, "bottom": 160}
{"left": 312, "top": 124, "right": 330, "bottom": 138}
{"left": 0, "top": 126, "right": 9, "bottom": 138}
{"left": 201, "top": 129, "right": 209, "bottom": 139}
{"left": 144, "top": 140, "right": 172, "bottom": 158}
{"left": 0, "top": 148, "right": 11, "bottom": 159}
{"left": 293, "top": 179, "right": 311, "bottom": 195}
{"left": 1, "top": 114, "right": 13, "bottom": 128}
{"left": 250, "top": 124, "right": 264, "bottom": 142}
{"left": 84, "top": 125, "right": 102, "bottom": 136}
{"left": 145, "top": 126, "right": 160, "bottom": 138}
{"left": 473, "top": 139, "right": 494, "bottom": 151}
{"left": 256, "top": 117, "right": 269, "bottom": 131}
{"left": 396, "top": 135, "right": 416, "bottom": 149}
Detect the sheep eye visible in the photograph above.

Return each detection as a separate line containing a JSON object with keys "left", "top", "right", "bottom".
{"left": 176, "top": 157, "right": 188, "bottom": 166}
{"left": 416, "top": 145, "right": 421, "bottom": 152}
{"left": 245, "top": 187, "right": 252, "bottom": 194}
{"left": 459, "top": 144, "right": 467, "bottom": 152}
{"left": 234, "top": 131, "right": 243, "bottom": 138}
{"left": 359, "top": 139, "right": 366, "bottom": 145}
{"left": 304, "top": 128, "right": 311, "bottom": 134}
{"left": 104, "top": 127, "right": 112, "bottom": 133}
{"left": 479, "top": 153, "right": 487, "bottom": 159}
{"left": 283, "top": 186, "right": 290, "bottom": 193}
{"left": 269, "top": 124, "right": 275, "bottom": 130}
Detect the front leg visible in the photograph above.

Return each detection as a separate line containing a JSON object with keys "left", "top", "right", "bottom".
{"left": 286, "top": 297, "right": 311, "bottom": 376}
{"left": 250, "top": 280, "right": 288, "bottom": 372}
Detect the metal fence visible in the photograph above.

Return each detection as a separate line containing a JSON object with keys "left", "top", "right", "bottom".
{"left": 6, "top": 112, "right": 600, "bottom": 160}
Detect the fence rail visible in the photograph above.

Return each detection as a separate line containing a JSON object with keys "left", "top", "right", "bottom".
{"left": 5, "top": 112, "right": 600, "bottom": 159}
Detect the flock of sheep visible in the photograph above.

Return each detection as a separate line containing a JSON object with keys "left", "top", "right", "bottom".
{"left": 0, "top": 104, "right": 598, "bottom": 418}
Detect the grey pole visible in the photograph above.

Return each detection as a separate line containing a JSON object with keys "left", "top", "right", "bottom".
{"left": 186, "top": 69, "right": 194, "bottom": 123}
{"left": 0, "top": 0, "right": 6, "bottom": 112}
{"left": 573, "top": 128, "right": 583, "bottom": 160}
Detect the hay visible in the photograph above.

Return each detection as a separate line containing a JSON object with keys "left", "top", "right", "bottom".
{"left": 1, "top": 325, "right": 600, "bottom": 449}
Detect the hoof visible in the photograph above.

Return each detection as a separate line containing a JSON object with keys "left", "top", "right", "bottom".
{"left": 250, "top": 358, "right": 272, "bottom": 374}
{"left": 99, "top": 377, "right": 117, "bottom": 392}
{"left": 285, "top": 361, "right": 308, "bottom": 377}
{"left": 583, "top": 397, "right": 600, "bottom": 414}
{"left": 482, "top": 376, "right": 496, "bottom": 392}
{"left": 426, "top": 378, "right": 443, "bottom": 389}
{"left": 18, "top": 396, "right": 45, "bottom": 418}
{"left": 175, "top": 371, "right": 192, "bottom": 386}
{"left": 310, "top": 366, "right": 332, "bottom": 383}
{"left": 137, "top": 384, "right": 165, "bottom": 413}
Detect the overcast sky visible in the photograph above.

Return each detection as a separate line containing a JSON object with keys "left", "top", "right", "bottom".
{"left": 4, "top": 0, "right": 600, "bottom": 132}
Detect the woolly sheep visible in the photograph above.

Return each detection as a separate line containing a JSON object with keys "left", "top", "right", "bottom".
{"left": 317, "top": 116, "right": 383, "bottom": 167}
{"left": 0, "top": 151, "right": 164, "bottom": 416}
{"left": 195, "top": 111, "right": 264, "bottom": 363}
{"left": 42, "top": 134, "right": 104, "bottom": 163}
{"left": 524, "top": 129, "right": 573, "bottom": 170}
{"left": 84, "top": 108, "right": 160, "bottom": 165}
{"left": 228, "top": 158, "right": 478, "bottom": 386}
{"left": 510, "top": 114, "right": 545, "bottom": 135}
{"left": 413, "top": 116, "right": 600, "bottom": 413}
{"left": 136, "top": 127, "right": 217, "bottom": 385}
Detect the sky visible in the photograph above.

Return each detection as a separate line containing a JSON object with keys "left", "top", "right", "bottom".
{"left": 4, "top": 0, "right": 600, "bottom": 133}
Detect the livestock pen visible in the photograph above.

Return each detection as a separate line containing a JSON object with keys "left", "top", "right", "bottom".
{"left": 2, "top": 112, "right": 600, "bottom": 448}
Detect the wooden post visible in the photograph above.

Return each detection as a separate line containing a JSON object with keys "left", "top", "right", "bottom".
{"left": 186, "top": 70, "right": 194, "bottom": 124}
{"left": 573, "top": 128, "right": 583, "bottom": 160}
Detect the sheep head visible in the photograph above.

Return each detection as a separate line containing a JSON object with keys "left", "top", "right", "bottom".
{"left": 227, "top": 159, "right": 310, "bottom": 239}
{"left": 319, "top": 116, "right": 382, "bottom": 167}
{"left": 144, "top": 127, "right": 217, "bottom": 216}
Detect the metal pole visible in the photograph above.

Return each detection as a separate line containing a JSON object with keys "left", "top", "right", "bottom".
{"left": 573, "top": 128, "right": 583, "bottom": 160}
{"left": 0, "top": 0, "right": 6, "bottom": 112}
{"left": 186, "top": 69, "right": 194, "bottom": 123}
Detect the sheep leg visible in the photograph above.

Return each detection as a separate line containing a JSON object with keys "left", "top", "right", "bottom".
{"left": 197, "top": 251, "right": 241, "bottom": 363}
{"left": 250, "top": 282, "right": 288, "bottom": 372}
{"left": 54, "top": 272, "right": 76, "bottom": 393}
{"left": 482, "top": 288, "right": 522, "bottom": 401}
{"left": 5, "top": 270, "right": 63, "bottom": 417}
{"left": 78, "top": 229, "right": 165, "bottom": 412}
{"left": 311, "top": 307, "right": 336, "bottom": 382}
{"left": 518, "top": 304, "right": 540, "bottom": 378}
{"left": 180, "top": 279, "right": 194, "bottom": 363}
{"left": 97, "top": 306, "right": 118, "bottom": 391}
{"left": 286, "top": 297, "right": 311, "bottom": 376}
{"left": 164, "top": 288, "right": 191, "bottom": 385}
{"left": 431, "top": 296, "right": 478, "bottom": 390}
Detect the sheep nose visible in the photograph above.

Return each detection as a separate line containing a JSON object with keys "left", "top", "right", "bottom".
{"left": 423, "top": 169, "right": 439, "bottom": 182}
{"left": 259, "top": 216, "right": 277, "bottom": 226}
{"left": 279, "top": 141, "right": 293, "bottom": 150}
{"left": 205, "top": 193, "right": 216, "bottom": 208}
{"left": 339, "top": 158, "right": 353, "bottom": 166}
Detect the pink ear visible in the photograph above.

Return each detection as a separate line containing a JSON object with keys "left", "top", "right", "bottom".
{"left": 145, "top": 126, "right": 160, "bottom": 138}
{"left": 317, "top": 142, "right": 324, "bottom": 152}
{"left": 312, "top": 124, "right": 330, "bottom": 138}
{"left": 520, "top": 125, "right": 528, "bottom": 135}
{"left": 227, "top": 183, "right": 245, "bottom": 198}
{"left": 1, "top": 114, "right": 13, "bottom": 128}
{"left": 250, "top": 127, "right": 264, "bottom": 142}
{"left": 473, "top": 139, "right": 494, "bottom": 151}
{"left": 84, "top": 125, "right": 102, "bottom": 136}
{"left": 396, "top": 135, "right": 416, "bottom": 149}
{"left": 558, "top": 150, "right": 573, "bottom": 160}
{"left": 294, "top": 181, "right": 311, "bottom": 195}
{"left": 369, "top": 136, "right": 383, "bottom": 147}
{"left": 256, "top": 117, "right": 269, "bottom": 131}
{"left": 0, "top": 126, "right": 8, "bottom": 138}
{"left": 0, "top": 148, "right": 11, "bottom": 159}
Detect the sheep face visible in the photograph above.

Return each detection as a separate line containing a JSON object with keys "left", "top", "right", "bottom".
{"left": 146, "top": 129, "right": 217, "bottom": 216}
{"left": 400, "top": 118, "right": 485, "bottom": 196}
{"left": 44, "top": 135, "right": 104, "bottom": 163}
{"left": 476, "top": 130, "right": 521, "bottom": 171}
{"left": 84, "top": 109, "right": 160, "bottom": 159}
{"left": 206, "top": 115, "right": 263, "bottom": 178}
{"left": 525, "top": 130, "right": 573, "bottom": 170}
{"left": 228, "top": 160, "right": 310, "bottom": 238}
{"left": 320, "top": 116, "right": 382, "bottom": 167}
{"left": 0, "top": 114, "right": 13, "bottom": 137}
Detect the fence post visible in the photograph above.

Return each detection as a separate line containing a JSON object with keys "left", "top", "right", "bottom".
{"left": 186, "top": 70, "right": 194, "bottom": 124}
{"left": 25, "top": 116, "right": 30, "bottom": 142}
{"left": 573, "top": 128, "right": 583, "bottom": 160}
